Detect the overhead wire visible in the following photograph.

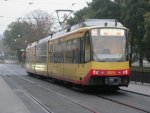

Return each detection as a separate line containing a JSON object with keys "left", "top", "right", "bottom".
{"left": 48, "top": 0, "right": 90, "bottom": 32}
{"left": 0, "top": 0, "right": 90, "bottom": 33}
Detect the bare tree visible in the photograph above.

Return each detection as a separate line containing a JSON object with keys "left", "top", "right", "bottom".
{"left": 26, "top": 10, "right": 54, "bottom": 41}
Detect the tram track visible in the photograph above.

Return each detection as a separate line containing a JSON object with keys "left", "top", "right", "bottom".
{"left": 5, "top": 75, "right": 54, "bottom": 113}
{"left": 37, "top": 84, "right": 99, "bottom": 113}
{"left": 95, "top": 94, "right": 150, "bottom": 113}
{"left": 6, "top": 75, "right": 99, "bottom": 113}
{"left": 4, "top": 73, "right": 150, "bottom": 113}
{"left": 8, "top": 75, "right": 96, "bottom": 113}
{"left": 120, "top": 89, "right": 150, "bottom": 98}
{"left": 17, "top": 85, "right": 54, "bottom": 113}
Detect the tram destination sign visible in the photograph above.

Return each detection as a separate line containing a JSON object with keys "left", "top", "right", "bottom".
{"left": 100, "top": 29, "right": 124, "bottom": 36}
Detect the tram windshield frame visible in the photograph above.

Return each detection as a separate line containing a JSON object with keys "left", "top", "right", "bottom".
{"left": 90, "top": 28, "right": 127, "bottom": 62}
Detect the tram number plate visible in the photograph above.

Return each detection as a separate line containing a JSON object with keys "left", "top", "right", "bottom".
{"left": 105, "top": 77, "right": 121, "bottom": 85}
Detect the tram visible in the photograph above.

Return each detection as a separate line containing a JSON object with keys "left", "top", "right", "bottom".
{"left": 25, "top": 19, "right": 130, "bottom": 89}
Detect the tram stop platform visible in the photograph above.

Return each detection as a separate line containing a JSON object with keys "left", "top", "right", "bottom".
{"left": 0, "top": 77, "right": 30, "bottom": 113}
{"left": 121, "top": 82, "right": 150, "bottom": 96}
{"left": 0, "top": 77, "right": 47, "bottom": 113}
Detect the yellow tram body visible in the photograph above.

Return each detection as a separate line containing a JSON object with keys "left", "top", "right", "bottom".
{"left": 25, "top": 19, "right": 130, "bottom": 87}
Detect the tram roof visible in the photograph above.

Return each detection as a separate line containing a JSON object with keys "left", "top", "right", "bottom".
{"left": 70, "top": 19, "right": 123, "bottom": 30}
{"left": 26, "top": 36, "right": 51, "bottom": 48}
{"left": 51, "top": 19, "right": 124, "bottom": 38}
{"left": 27, "top": 19, "right": 126, "bottom": 49}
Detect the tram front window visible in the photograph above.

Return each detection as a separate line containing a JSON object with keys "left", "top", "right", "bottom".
{"left": 91, "top": 28, "right": 126, "bottom": 62}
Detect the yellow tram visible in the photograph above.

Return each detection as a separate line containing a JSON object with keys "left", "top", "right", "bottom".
{"left": 25, "top": 19, "right": 130, "bottom": 88}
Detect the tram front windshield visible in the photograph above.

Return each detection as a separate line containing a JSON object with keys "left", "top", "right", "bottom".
{"left": 91, "top": 28, "right": 126, "bottom": 62}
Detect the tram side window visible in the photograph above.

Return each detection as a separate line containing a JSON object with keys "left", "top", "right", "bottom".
{"left": 31, "top": 48, "right": 35, "bottom": 63}
{"left": 41, "top": 44, "right": 47, "bottom": 63}
{"left": 72, "top": 39, "right": 80, "bottom": 63}
{"left": 27, "top": 48, "right": 34, "bottom": 63}
{"left": 51, "top": 43, "right": 61, "bottom": 63}
{"left": 65, "top": 38, "right": 80, "bottom": 64}
{"left": 54, "top": 44, "right": 58, "bottom": 63}
{"left": 66, "top": 40, "right": 72, "bottom": 63}
{"left": 36, "top": 43, "right": 47, "bottom": 63}
{"left": 61, "top": 42, "right": 66, "bottom": 63}
{"left": 26, "top": 49, "right": 30, "bottom": 63}
{"left": 57, "top": 42, "right": 62, "bottom": 63}
{"left": 85, "top": 32, "right": 91, "bottom": 62}
{"left": 49, "top": 38, "right": 80, "bottom": 64}
{"left": 50, "top": 44, "right": 54, "bottom": 63}
{"left": 36, "top": 46, "right": 40, "bottom": 63}
{"left": 80, "top": 37, "right": 84, "bottom": 63}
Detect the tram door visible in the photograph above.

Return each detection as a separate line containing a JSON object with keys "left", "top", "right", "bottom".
{"left": 84, "top": 32, "right": 91, "bottom": 62}
{"left": 78, "top": 32, "right": 91, "bottom": 81}
{"left": 47, "top": 41, "right": 50, "bottom": 76}
{"left": 48, "top": 41, "right": 64, "bottom": 78}
{"left": 48, "top": 42, "right": 53, "bottom": 77}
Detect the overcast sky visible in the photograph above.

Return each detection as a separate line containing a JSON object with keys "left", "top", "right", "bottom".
{"left": 0, "top": 0, "right": 92, "bottom": 35}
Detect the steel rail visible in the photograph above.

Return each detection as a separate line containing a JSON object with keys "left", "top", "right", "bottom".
{"left": 16, "top": 85, "right": 54, "bottom": 113}
{"left": 120, "top": 89, "right": 150, "bottom": 98}
{"left": 11, "top": 75, "right": 99, "bottom": 113}
{"left": 5, "top": 75, "right": 54, "bottom": 113}
{"left": 96, "top": 94, "right": 150, "bottom": 113}
{"left": 7, "top": 69, "right": 150, "bottom": 113}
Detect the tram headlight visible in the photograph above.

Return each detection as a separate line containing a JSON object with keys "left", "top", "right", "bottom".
{"left": 92, "top": 70, "right": 105, "bottom": 75}
{"left": 92, "top": 70, "right": 99, "bottom": 75}
{"left": 122, "top": 70, "right": 128, "bottom": 75}
{"left": 92, "top": 70, "right": 96, "bottom": 75}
